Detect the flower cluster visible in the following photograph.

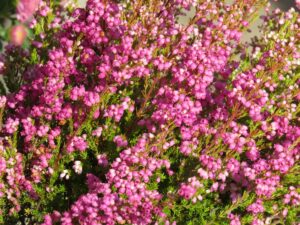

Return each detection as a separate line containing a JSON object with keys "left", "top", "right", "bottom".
{"left": 0, "top": 0, "right": 299, "bottom": 224}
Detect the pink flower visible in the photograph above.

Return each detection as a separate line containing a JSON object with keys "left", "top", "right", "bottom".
{"left": 178, "top": 177, "right": 201, "bottom": 200}
{"left": 9, "top": 25, "right": 27, "bottom": 46}
{"left": 17, "top": 0, "right": 40, "bottom": 22}
{"left": 92, "top": 127, "right": 103, "bottom": 137}
{"left": 296, "top": 0, "right": 300, "bottom": 10}
{"left": 178, "top": 183, "right": 197, "bottom": 199}
{"left": 67, "top": 136, "right": 88, "bottom": 152}
{"left": 97, "top": 154, "right": 108, "bottom": 167}
{"left": 0, "top": 157, "right": 6, "bottom": 173}
{"left": 4, "top": 118, "right": 19, "bottom": 134}
{"left": 37, "top": 125, "right": 50, "bottom": 137}
{"left": 83, "top": 91, "right": 100, "bottom": 107}
{"left": 0, "top": 96, "right": 7, "bottom": 108}
{"left": 113, "top": 135, "right": 128, "bottom": 147}
{"left": 228, "top": 214, "right": 241, "bottom": 225}
{"left": 247, "top": 199, "right": 264, "bottom": 215}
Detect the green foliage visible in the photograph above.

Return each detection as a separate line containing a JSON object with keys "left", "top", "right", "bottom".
{"left": 0, "top": 0, "right": 18, "bottom": 51}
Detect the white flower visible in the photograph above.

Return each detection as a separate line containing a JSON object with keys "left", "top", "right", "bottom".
{"left": 73, "top": 161, "right": 82, "bottom": 174}
{"left": 60, "top": 169, "right": 70, "bottom": 180}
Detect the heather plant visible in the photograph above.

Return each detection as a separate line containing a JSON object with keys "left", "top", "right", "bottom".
{"left": 0, "top": 0, "right": 38, "bottom": 50}
{"left": 0, "top": 0, "right": 299, "bottom": 224}
{"left": 0, "top": 0, "right": 20, "bottom": 51}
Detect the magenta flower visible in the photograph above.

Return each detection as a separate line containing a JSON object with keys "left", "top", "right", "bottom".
{"left": 0, "top": 0, "right": 299, "bottom": 224}
{"left": 17, "top": 0, "right": 40, "bottom": 22}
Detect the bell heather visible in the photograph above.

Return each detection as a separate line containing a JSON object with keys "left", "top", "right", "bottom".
{"left": 0, "top": 0, "right": 299, "bottom": 224}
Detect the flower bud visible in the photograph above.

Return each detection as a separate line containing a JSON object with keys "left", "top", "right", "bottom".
{"left": 10, "top": 25, "right": 27, "bottom": 46}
